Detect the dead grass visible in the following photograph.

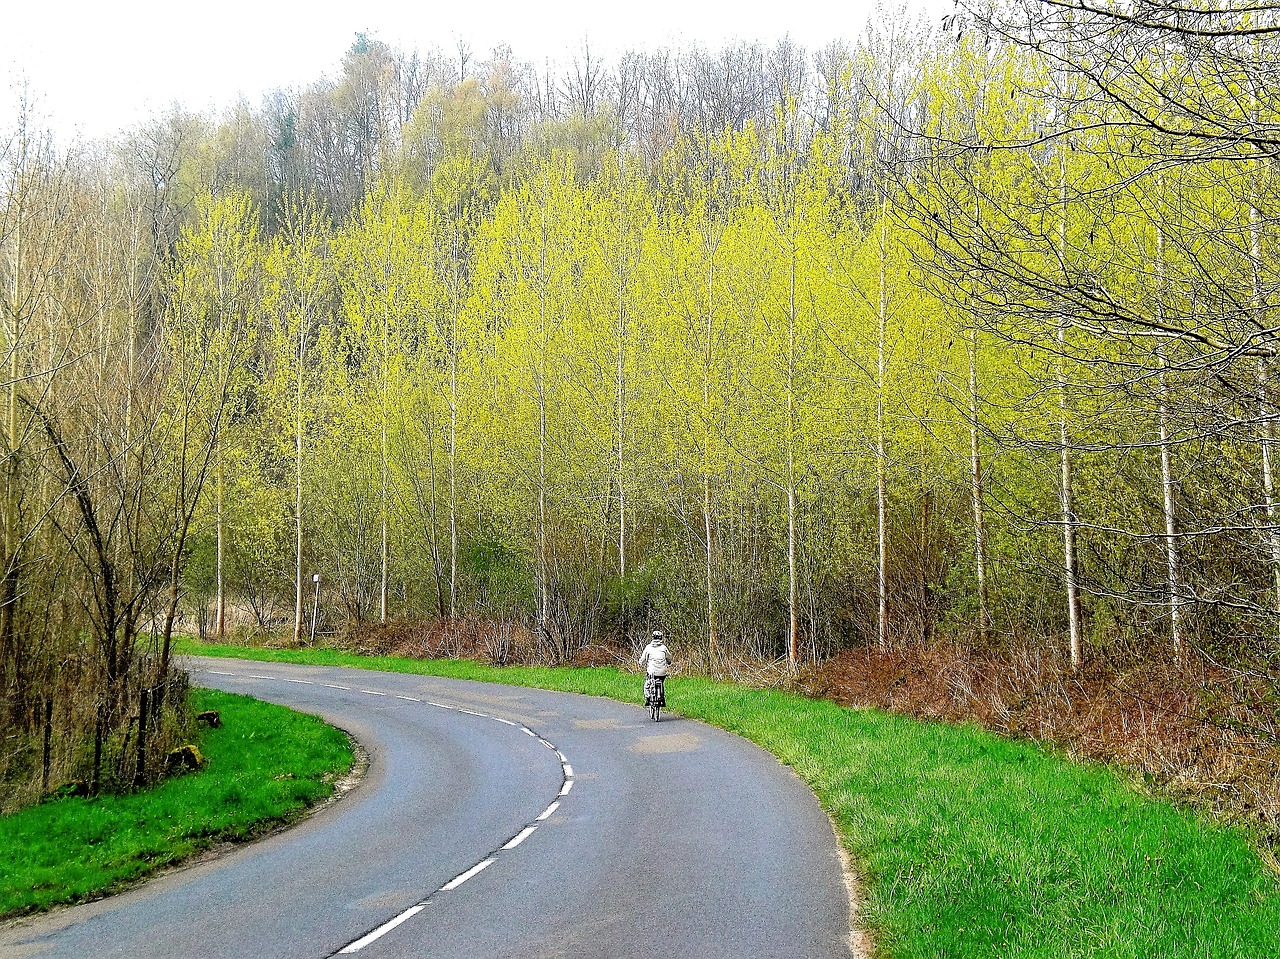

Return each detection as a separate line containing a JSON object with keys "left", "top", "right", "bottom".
{"left": 253, "top": 618, "right": 546, "bottom": 666}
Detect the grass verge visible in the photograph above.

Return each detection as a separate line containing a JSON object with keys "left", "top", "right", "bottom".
{"left": 176, "top": 637, "right": 1280, "bottom": 959}
{"left": 0, "top": 687, "right": 354, "bottom": 920}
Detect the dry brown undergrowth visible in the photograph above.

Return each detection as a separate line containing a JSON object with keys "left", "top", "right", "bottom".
{"left": 798, "top": 644, "right": 1280, "bottom": 865}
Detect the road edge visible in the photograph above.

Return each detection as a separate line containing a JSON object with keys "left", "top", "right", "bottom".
{"left": 0, "top": 723, "right": 369, "bottom": 931}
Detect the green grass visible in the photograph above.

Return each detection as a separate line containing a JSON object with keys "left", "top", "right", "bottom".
{"left": 0, "top": 688, "right": 353, "bottom": 919}
{"left": 176, "top": 638, "right": 1280, "bottom": 959}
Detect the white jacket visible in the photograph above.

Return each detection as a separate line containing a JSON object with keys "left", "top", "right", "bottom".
{"left": 639, "top": 641, "right": 672, "bottom": 677}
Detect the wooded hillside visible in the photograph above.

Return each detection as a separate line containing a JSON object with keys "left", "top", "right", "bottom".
{"left": 2, "top": 1, "right": 1277, "bottom": 810}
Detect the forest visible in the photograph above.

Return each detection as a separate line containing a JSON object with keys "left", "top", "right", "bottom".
{"left": 1, "top": 0, "right": 1277, "bottom": 817}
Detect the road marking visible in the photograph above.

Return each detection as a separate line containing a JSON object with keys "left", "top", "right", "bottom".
{"left": 440, "top": 858, "right": 495, "bottom": 891}
{"left": 205, "top": 670, "right": 234, "bottom": 676}
{"left": 248, "top": 675, "right": 273, "bottom": 680}
{"left": 337, "top": 904, "right": 426, "bottom": 954}
{"left": 290, "top": 673, "right": 577, "bottom": 957}
{"left": 502, "top": 827, "right": 537, "bottom": 850}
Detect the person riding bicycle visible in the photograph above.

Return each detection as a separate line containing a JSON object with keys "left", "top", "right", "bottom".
{"left": 639, "top": 630, "right": 672, "bottom": 709}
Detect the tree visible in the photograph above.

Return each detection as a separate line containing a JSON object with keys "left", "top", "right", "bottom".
{"left": 262, "top": 197, "right": 331, "bottom": 641}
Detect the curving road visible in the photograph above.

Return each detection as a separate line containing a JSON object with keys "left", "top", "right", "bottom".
{"left": 1, "top": 657, "right": 854, "bottom": 959}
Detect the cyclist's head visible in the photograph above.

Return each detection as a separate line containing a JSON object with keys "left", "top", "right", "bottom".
{"left": 652, "top": 629, "right": 664, "bottom": 641}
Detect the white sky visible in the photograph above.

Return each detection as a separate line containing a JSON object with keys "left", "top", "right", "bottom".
{"left": 2, "top": 0, "right": 939, "bottom": 143}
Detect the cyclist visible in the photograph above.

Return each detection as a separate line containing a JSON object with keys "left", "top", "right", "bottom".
{"left": 639, "top": 629, "right": 673, "bottom": 712}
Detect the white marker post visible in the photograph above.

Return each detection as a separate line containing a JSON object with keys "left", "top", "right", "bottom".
{"left": 310, "top": 573, "right": 321, "bottom": 646}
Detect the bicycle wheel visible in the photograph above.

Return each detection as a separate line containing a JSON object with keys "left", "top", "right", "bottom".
{"left": 650, "top": 703, "right": 661, "bottom": 722}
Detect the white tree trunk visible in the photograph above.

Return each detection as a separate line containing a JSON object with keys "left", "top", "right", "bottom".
{"left": 876, "top": 201, "right": 889, "bottom": 653}
{"left": 537, "top": 232, "right": 551, "bottom": 642}
{"left": 449, "top": 277, "right": 459, "bottom": 619}
{"left": 538, "top": 387, "right": 549, "bottom": 635}
{"left": 293, "top": 321, "right": 305, "bottom": 645}
{"left": 1252, "top": 199, "right": 1280, "bottom": 622}
{"left": 1057, "top": 153, "right": 1083, "bottom": 669}
{"left": 380, "top": 334, "right": 389, "bottom": 625}
{"left": 967, "top": 330, "right": 990, "bottom": 643}
{"left": 786, "top": 248, "right": 800, "bottom": 672}
{"left": 1155, "top": 220, "right": 1184, "bottom": 663}
{"left": 704, "top": 257, "right": 717, "bottom": 660}
{"left": 1158, "top": 349, "right": 1183, "bottom": 662}
{"left": 617, "top": 265, "right": 627, "bottom": 581}
{"left": 215, "top": 435, "right": 225, "bottom": 640}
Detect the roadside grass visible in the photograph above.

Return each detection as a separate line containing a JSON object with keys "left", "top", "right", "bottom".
{"left": 0, "top": 688, "right": 353, "bottom": 920}
{"left": 176, "top": 638, "right": 1280, "bottom": 959}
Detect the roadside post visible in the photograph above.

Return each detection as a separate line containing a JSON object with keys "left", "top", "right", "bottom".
{"left": 310, "top": 573, "right": 321, "bottom": 646}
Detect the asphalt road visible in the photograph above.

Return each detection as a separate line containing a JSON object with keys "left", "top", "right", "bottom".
{"left": 1, "top": 657, "right": 853, "bottom": 959}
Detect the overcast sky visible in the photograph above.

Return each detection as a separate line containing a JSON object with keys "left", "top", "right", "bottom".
{"left": 3, "top": 0, "right": 939, "bottom": 143}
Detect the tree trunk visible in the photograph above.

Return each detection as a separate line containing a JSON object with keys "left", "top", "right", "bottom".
{"left": 293, "top": 324, "right": 305, "bottom": 645}
{"left": 380, "top": 322, "right": 389, "bottom": 625}
{"left": 617, "top": 268, "right": 627, "bottom": 582}
{"left": 1057, "top": 152, "right": 1083, "bottom": 670}
{"left": 215, "top": 433, "right": 225, "bottom": 641}
{"left": 703, "top": 257, "right": 718, "bottom": 662}
{"left": 1155, "top": 218, "right": 1184, "bottom": 663}
{"left": 967, "top": 330, "right": 991, "bottom": 644}
{"left": 786, "top": 246, "right": 800, "bottom": 672}
{"left": 876, "top": 200, "right": 889, "bottom": 653}
{"left": 1158, "top": 348, "right": 1183, "bottom": 663}
{"left": 449, "top": 266, "right": 459, "bottom": 618}
{"left": 968, "top": 178, "right": 991, "bottom": 645}
{"left": 536, "top": 230, "right": 551, "bottom": 647}
{"left": 1251, "top": 197, "right": 1280, "bottom": 624}
{"left": 1, "top": 206, "right": 22, "bottom": 720}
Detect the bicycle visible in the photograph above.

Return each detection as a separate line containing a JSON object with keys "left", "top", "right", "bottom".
{"left": 643, "top": 674, "right": 666, "bottom": 722}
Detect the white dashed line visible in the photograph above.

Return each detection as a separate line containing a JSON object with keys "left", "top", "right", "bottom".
{"left": 502, "top": 827, "right": 537, "bottom": 850}
{"left": 439, "top": 858, "right": 495, "bottom": 891}
{"left": 337, "top": 904, "right": 426, "bottom": 954}
{"left": 227, "top": 672, "right": 578, "bottom": 958}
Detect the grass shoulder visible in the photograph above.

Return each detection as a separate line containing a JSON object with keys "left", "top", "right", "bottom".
{"left": 0, "top": 687, "right": 354, "bottom": 920}
{"left": 177, "top": 637, "right": 1280, "bottom": 959}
